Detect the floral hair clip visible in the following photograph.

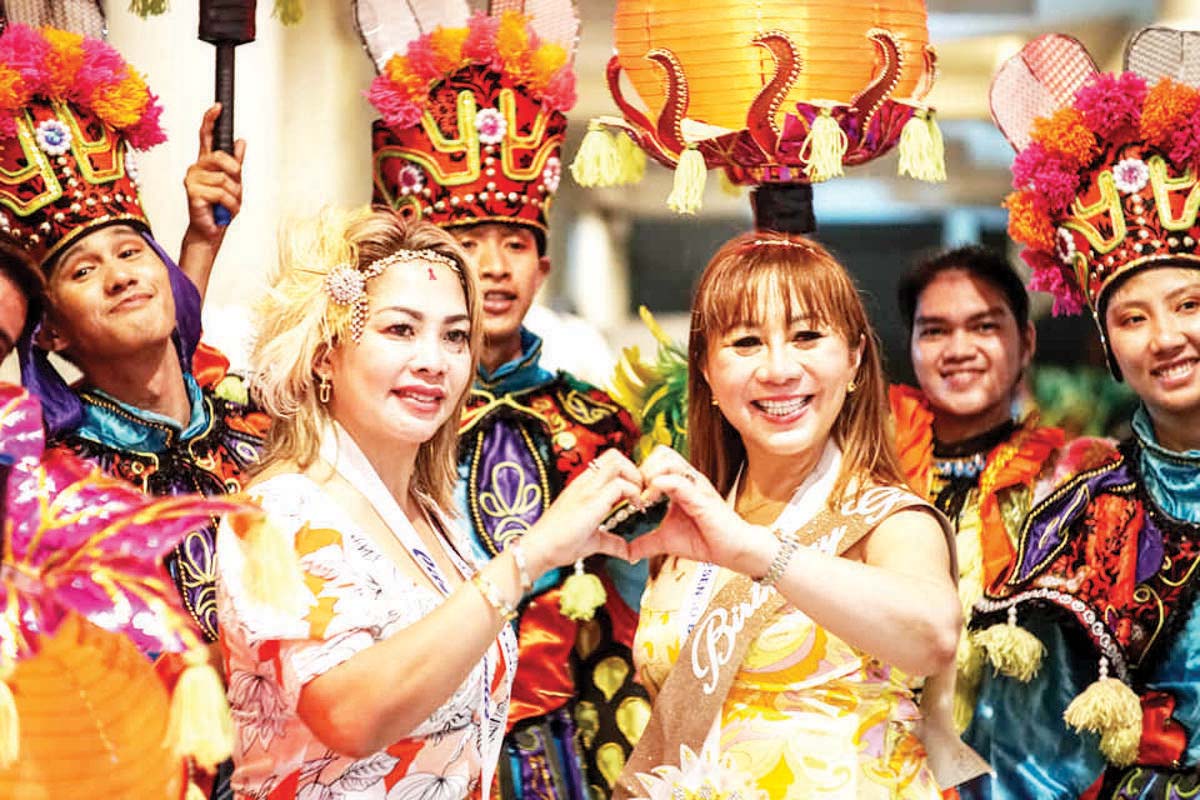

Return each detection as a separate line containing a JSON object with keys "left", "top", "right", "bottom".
{"left": 324, "top": 247, "right": 464, "bottom": 341}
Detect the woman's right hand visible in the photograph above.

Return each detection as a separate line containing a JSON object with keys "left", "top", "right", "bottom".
{"left": 520, "top": 448, "right": 642, "bottom": 578}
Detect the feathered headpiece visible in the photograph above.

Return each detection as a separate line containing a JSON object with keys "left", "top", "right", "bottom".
{"left": 0, "top": 23, "right": 165, "bottom": 268}
{"left": 994, "top": 27, "right": 1200, "bottom": 320}
{"left": 361, "top": 1, "right": 579, "bottom": 237}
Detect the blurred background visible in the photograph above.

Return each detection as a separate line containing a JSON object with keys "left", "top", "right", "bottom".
{"left": 10, "top": 0, "right": 1190, "bottom": 434}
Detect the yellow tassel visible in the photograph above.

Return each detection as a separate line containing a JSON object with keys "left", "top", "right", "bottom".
{"left": 666, "top": 144, "right": 707, "bottom": 215}
{"left": 614, "top": 131, "right": 647, "bottom": 185}
{"left": 570, "top": 122, "right": 621, "bottom": 188}
{"left": 559, "top": 560, "right": 606, "bottom": 621}
{"left": 1063, "top": 663, "right": 1142, "bottom": 767}
{"left": 185, "top": 781, "right": 208, "bottom": 800}
{"left": 971, "top": 611, "right": 1045, "bottom": 683}
{"left": 228, "top": 511, "right": 309, "bottom": 615}
{"left": 273, "top": 0, "right": 304, "bottom": 24}
{"left": 802, "top": 108, "right": 848, "bottom": 183}
{"left": 898, "top": 110, "right": 934, "bottom": 180}
{"left": 927, "top": 110, "right": 947, "bottom": 182}
{"left": 0, "top": 662, "right": 18, "bottom": 769}
{"left": 166, "top": 648, "right": 234, "bottom": 771}
{"left": 953, "top": 634, "right": 985, "bottom": 733}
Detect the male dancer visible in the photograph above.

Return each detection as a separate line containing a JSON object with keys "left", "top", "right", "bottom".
{"left": 367, "top": 8, "right": 649, "bottom": 799}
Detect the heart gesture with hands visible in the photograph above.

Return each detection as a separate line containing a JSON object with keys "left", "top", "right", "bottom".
{"left": 518, "top": 448, "right": 644, "bottom": 578}
{"left": 629, "top": 446, "right": 775, "bottom": 577}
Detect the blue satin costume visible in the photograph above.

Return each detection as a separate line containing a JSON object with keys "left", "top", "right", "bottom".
{"left": 964, "top": 407, "right": 1200, "bottom": 800}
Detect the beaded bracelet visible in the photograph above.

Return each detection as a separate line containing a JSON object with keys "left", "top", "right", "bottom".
{"left": 509, "top": 538, "right": 533, "bottom": 593}
{"left": 755, "top": 529, "right": 801, "bottom": 588}
{"left": 471, "top": 572, "right": 518, "bottom": 622}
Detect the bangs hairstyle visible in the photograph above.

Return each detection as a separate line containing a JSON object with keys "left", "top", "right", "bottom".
{"left": 252, "top": 206, "right": 481, "bottom": 509}
{"left": 687, "top": 231, "right": 905, "bottom": 506}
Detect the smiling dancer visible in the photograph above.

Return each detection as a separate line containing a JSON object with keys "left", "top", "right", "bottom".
{"left": 961, "top": 29, "right": 1200, "bottom": 799}
{"left": 365, "top": 6, "right": 650, "bottom": 798}
{"left": 890, "top": 246, "right": 1066, "bottom": 731}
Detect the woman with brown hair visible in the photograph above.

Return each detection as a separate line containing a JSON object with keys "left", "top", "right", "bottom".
{"left": 620, "top": 232, "right": 965, "bottom": 799}
{"left": 215, "top": 208, "right": 640, "bottom": 800}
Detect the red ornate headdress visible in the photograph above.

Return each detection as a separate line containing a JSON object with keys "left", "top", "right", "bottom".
{"left": 994, "top": 28, "right": 1200, "bottom": 320}
{"left": 0, "top": 24, "right": 165, "bottom": 268}
{"left": 571, "top": 0, "right": 942, "bottom": 219}
{"left": 360, "top": 1, "right": 578, "bottom": 237}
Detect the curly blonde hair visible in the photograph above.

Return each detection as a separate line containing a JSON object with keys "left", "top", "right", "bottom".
{"left": 252, "top": 206, "right": 480, "bottom": 508}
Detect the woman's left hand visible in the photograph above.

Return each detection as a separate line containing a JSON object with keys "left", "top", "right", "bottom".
{"left": 629, "top": 446, "right": 774, "bottom": 575}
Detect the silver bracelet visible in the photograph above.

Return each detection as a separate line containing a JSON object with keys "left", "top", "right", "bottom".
{"left": 509, "top": 538, "right": 532, "bottom": 593}
{"left": 755, "top": 529, "right": 800, "bottom": 587}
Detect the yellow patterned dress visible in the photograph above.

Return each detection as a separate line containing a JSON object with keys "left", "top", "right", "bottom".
{"left": 636, "top": 563, "right": 942, "bottom": 799}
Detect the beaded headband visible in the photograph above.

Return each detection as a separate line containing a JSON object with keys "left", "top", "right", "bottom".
{"left": 324, "top": 247, "right": 463, "bottom": 341}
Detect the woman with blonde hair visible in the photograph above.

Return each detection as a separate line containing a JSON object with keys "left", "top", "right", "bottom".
{"left": 215, "top": 208, "right": 641, "bottom": 800}
{"left": 618, "top": 232, "right": 967, "bottom": 799}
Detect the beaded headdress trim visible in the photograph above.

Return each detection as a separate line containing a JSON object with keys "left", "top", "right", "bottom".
{"left": 324, "top": 248, "right": 462, "bottom": 341}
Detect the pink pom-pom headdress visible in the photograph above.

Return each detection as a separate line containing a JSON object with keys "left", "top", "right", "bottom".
{"left": 0, "top": 24, "right": 166, "bottom": 268}
{"left": 993, "top": 27, "right": 1200, "bottom": 325}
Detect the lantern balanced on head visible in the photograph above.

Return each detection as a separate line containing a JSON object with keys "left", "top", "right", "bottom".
{"left": 571, "top": 0, "right": 943, "bottom": 229}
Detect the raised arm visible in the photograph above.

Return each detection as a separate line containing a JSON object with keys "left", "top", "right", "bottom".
{"left": 294, "top": 449, "right": 640, "bottom": 758}
{"left": 630, "top": 446, "right": 961, "bottom": 678}
{"left": 177, "top": 104, "right": 245, "bottom": 301}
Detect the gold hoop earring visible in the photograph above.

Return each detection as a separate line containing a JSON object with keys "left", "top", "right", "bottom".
{"left": 846, "top": 379, "right": 858, "bottom": 394}
{"left": 318, "top": 376, "right": 332, "bottom": 404}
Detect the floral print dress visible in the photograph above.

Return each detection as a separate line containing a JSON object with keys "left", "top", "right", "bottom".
{"left": 216, "top": 474, "right": 516, "bottom": 800}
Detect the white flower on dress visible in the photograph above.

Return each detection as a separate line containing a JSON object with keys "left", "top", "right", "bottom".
{"left": 632, "top": 742, "right": 766, "bottom": 800}
{"left": 1112, "top": 157, "right": 1149, "bottom": 194}
{"left": 332, "top": 751, "right": 400, "bottom": 792}
{"left": 474, "top": 108, "right": 507, "bottom": 145}
{"left": 542, "top": 157, "right": 561, "bottom": 193}
{"left": 387, "top": 772, "right": 470, "bottom": 800}
{"left": 229, "top": 667, "right": 290, "bottom": 751}
{"left": 397, "top": 164, "right": 425, "bottom": 196}
{"left": 35, "top": 119, "right": 72, "bottom": 156}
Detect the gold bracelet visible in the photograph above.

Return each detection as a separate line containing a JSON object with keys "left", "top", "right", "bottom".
{"left": 470, "top": 572, "right": 518, "bottom": 622}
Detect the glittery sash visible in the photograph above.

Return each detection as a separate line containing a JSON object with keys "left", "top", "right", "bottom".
{"left": 615, "top": 485, "right": 989, "bottom": 798}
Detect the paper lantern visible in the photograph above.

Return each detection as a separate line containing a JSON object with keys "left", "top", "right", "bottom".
{"left": 614, "top": 0, "right": 930, "bottom": 131}
{"left": 571, "top": 0, "right": 942, "bottom": 216}
{"left": 0, "top": 614, "right": 183, "bottom": 800}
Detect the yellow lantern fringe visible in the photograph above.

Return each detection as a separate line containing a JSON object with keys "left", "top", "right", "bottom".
{"left": 0, "top": 663, "right": 18, "bottom": 769}
{"left": 898, "top": 109, "right": 940, "bottom": 181}
{"left": 667, "top": 144, "right": 707, "bottom": 214}
{"left": 229, "top": 512, "right": 309, "bottom": 615}
{"left": 927, "top": 110, "right": 947, "bottom": 181}
{"left": 1062, "top": 667, "right": 1142, "bottom": 767}
{"left": 166, "top": 649, "right": 234, "bottom": 771}
{"left": 972, "top": 616, "right": 1045, "bottom": 683}
{"left": 803, "top": 108, "right": 847, "bottom": 183}
{"left": 615, "top": 131, "right": 647, "bottom": 185}
{"left": 274, "top": 0, "right": 304, "bottom": 24}
{"left": 570, "top": 122, "right": 621, "bottom": 188}
{"left": 560, "top": 560, "right": 606, "bottom": 621}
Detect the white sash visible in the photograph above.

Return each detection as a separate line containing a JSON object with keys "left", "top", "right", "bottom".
{"left": 318, "top": 423, "right": 517, "bottom": 794}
